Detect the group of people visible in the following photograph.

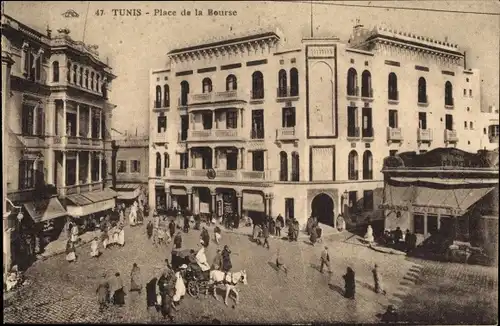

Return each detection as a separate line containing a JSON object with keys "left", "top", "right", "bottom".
{"left": 306, "top": 216, "right": 323, "bottom": 246}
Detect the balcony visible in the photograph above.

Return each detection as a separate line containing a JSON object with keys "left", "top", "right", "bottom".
{"left": 187, "top": 129, "right": 243, "bottom": 142}
{"left": 276, "top": 87, "right": 299, "bottom": 102}
{"left": 347, "top": 127, "right": 360, "bottom": 140}
{"left": 388, "top": 91, "right": 399, "bottom": 104}
{"left": 362, "top": 127, "right": 374, "bottom": 140}
{"left": 445, "top": 98, "right": 454, "bottom": 109}
{"left": 346, "top": 86, "right": 360, "bottom": 100}
{"left": 489, "top": 135, "right": 499, "bottom": 144}
{"left": 164, "top": 168, "right": 274, "bottom": 182}
{"left": 444, "top": 129, "right": 458, "bottom": 143}
{"left": 153, "top": 132, "right": 168, "bottom": 144}
{"left": 188, "top": 90, "right": 245, "bottom": 106}
{"left": 276, "top": 127, "right": 298, "bottom": 141}
{"left": 52, "top": 135, "right": 104, "bottom": 149}
{"left": 189, "top": 93, "right": 212, "bottom": 105}
{"left": 21, "top": 135, "right": 46, "bottom": 148}
{"left": 417, "top": 128, "right": 433, "bottom": 143}
{"left": 57, "top": 182, "right": 103, "bottom": 197}
{"left": 177, "top": 97, "right": 189, "bottom": 110}
{"left": 249, "top": 90, "right": 265, "bottom": 103}
{"left": 361, "top": 88, "right": 374, "bottom": 101}
{"left": 387, "top": 127, "right": 403, "bottom": 142}
{"left": 153, "top": 100, "right": 170, "bottom": 111}
{"left": 418, "top": 95, "right": 429, "bottom": 107}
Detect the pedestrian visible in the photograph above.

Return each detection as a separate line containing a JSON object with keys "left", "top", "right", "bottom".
{"left": 253, "top": 224, "right": 262, "bottom": 245}
{"left": 276, "top": 214, "right": 284, "bottom": 237}
{"left": 364, "top": 224, "right": 374, "bottom": 246}
{"left": 372, "top": 264, "right": 386, "bottom": 295}
{"left": 70, "top": 222, "right": 79, "bottom": 243}
{"left": 158, "top": 227, "right": 166, "bottom": 246}
{"left": 310, "top": 226, "right": 318, "bottom": 246}
{"left": 130, "top": 263, "right": 143, "bottom": 293}
{"left": 262, "top": 223, "right": 270, "bottom": 249}
{"left": 343, "top": 267, "right": 356, "bottom": 299}
{"left": 212, "top": 248, "right": 223, "bottom": 270}
{"left": 275, "top": 248, "right": 288, "bottom": 274}
{"left": 157, "top": 270, "right": 175, "bottom": 320}
{"left": 234, "top": 213, "right": 240, "bottom": 229}
{"left": 306, "top": 216, "right": 314, "bottom": 235}
{"left": 147, "top": 220, "right": 153, "bottom": 239}
{"left": 269, "top": 216, "right": 276, "bottom": 236}
{"left": 221, "top": 245, "right": 232, "bottom": 277}
{"left": 214, "top": 225, "right": 222, "bottom": 244}
{"left": 96, "top": 272, "right": 110, "bottom": 312}
{"left": 168, "top": 220, "right": 176, "bottom": 238}
{"left": 90, "top": 237, "right": 100, "bottom": 258}
{"left": 200, "top": 227, "right": 210, "bottom": 248}
{"left": 65, "top": 240, "right": 76, "bottom": 263}
{"left": 183, "top": 215, "right": 190, "bottom": 233}
{"left": 118, "top": 224, "right": 125, "bottom": 247}
{"left": 172, "top": 269, "right": 186, "bottom": 308}
{"left": 293, "top": 220, "right": 300, "bottom": 241}
{"left": 320, "top": 246, "right": 331, "bottom": 274}
{"left": 174, "top": 232, "right": 182, "bottom": 249}
{"left": 112, "top": 272, "right": 125, "bottom": 306}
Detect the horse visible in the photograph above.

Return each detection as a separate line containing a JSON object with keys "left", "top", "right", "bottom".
{"left": 208, "top": 270, "right": 247, "bottom": 306}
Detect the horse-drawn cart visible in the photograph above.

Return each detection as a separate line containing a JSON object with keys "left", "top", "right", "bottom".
{"left": 171, "top": 248, "right": 211, "bottom": 298}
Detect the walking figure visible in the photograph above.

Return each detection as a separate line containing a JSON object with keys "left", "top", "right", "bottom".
{"left": 275, "top": 248, "right": 288, "bottom": 274}
{"left": 262, "top": 223, "right": 270, "bottom": 249}
{"left": 343, "top": 267, "right": 356, "bottom": 299}
{"left": 320, "top": 246, "right": 331, "bottom": 274}
{"left": 372, "top": 264, "right": 386, "bottom": 295}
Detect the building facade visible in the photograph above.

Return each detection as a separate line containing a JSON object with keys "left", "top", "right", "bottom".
{"left": 148, "top": 24, "right": 494, "bottom": 228}
{"left": 2, "top": 14, "right": 116, "bottom": 272}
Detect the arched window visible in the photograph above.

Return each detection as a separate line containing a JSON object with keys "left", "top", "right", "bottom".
{"left": 52, "top": 61, "right": 59, "bottom": 82}
{"left": 155, "top": 153, "right": 162, "bottom": 177}
{"left": 445, "top": 81, "right": 453, "bottom": 106}
{"left": 291, "top": 152, "right": 299, "bottom": 181}
{"left": 361, "top": 70, "right": 372, "bottom": 98}
{"left": 290, "top": 68, "right": 299, "bottom": 96}
{"left": 202, "top": 78, "right": 212, "bottom": 93}
{"left": 347, "top": 68, "right": 358, "bottom": 96}
{"left": 155, "top": 86, "right": 162, "bottom": 108}
{"left": 279, "top": 151, "right": 288, "bottom": 181}
{"left": 180, "top": 81, "right": 190, "bottom": 106}
{"left": 348, "top": 150, "right": 359, "bottom": 180}
{"left": 164, "top": 153, "right": 170, "bottom": 169}
{"left": 251, "top": 71, "right": 264, "bottom": 99}
{"left": 362, "top": 151, "right": 373, "bottom": 180}
{"left": 163, "top": 84, "right": 170, "bottom": 107}
{"left": 226, "top": 75, "right": 237, "bottom": 91}
{"left": 388, "top": 72, "right": 398, "bottom": 100}
{"left": 72, "top": 65, "right": 77, "bottom": 83}
{"left": 90, "top": 72, "right": 95, "bottom": 90}
{"left": 84, "top": 69, "right": 89, "bottom": 88}
{"left": 66, "top": 61, "right": 71, "bottom": 82}
{"left": 278, "top": 69, "right": 287, "bottom": 97}
{"left": 96, "top": 75, "right": 101, "bottom": 92}
{"left": 418, "top": 77, "right": 427, "bottom": 103}
{"left": 79, "top": 67, "right": 83, "bottom": 86}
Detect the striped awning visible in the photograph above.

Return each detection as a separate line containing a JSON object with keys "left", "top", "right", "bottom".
{"left": 114, "top": 183, "right": 140, "bottom": 191}
{"left": 66, "top": 188, "right": 118, "bottom": 206}
{"left": 24, "top": 197, "right": 67, "bottom": 223}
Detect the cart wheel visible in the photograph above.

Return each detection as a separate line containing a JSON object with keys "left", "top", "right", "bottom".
{"left": 188, "top": 281, "right": 199, "bottom": 297}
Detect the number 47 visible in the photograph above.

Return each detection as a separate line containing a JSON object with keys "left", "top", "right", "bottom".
{"left": 95, "top": 9, "right": 104, "bottom": 16}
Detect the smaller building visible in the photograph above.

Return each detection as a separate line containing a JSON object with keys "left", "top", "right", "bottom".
{"left": 110, "top": 135, "right": 149, "bottom": 205}
{"left": 381, "top": 147, "right": 498, "bottom": 257}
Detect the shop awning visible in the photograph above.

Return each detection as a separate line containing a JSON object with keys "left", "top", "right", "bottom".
{"left": 170, "top": 188, "right": 187, "bottom": 196}
{"left": 114, "top": 183, "right": 140, "bottom": 191}
{"left": 391, "top": 176, "right": 498, "bottom": 186}
{"left": 66, "top": 188, "right": 118, "bottom": 217}
{"left": 117, "top": 191, "right": 140, "bottom": 200}
{"left": 381, "top": 184, "right": 417, "bottom": 208}
{"left": 23, "top": 197, "right": 67, "bottom": 223}
{"left": 242, "top": 193, "right": 265, "bottom": 212}
{"left": 414, "top": 187, "right": 495, "bottom": 212}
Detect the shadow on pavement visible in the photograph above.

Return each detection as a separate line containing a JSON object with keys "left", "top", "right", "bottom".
{"left": 328, "top": 283, "right": 344, "bottom": 297}
{"left": 267, "top": 261, "right": 279, "bottom": 272}
{"left": 356, "top": 280, "right": 375, "bottom": 292}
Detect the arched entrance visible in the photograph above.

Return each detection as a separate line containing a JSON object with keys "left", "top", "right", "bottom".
{"left": 311, "top": 193, "right": 334, "bottom": 226}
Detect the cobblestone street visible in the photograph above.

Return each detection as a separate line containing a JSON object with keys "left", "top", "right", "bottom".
{"left": 3, "top": 221, "right": 498, "bottom": 324}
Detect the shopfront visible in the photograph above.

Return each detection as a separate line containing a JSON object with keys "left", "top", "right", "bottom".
{"left": 114, "top": 183, "right": 142, "bottom": 203}
{"left": 242, "top": 191, "right": 265, "bottom": 224}
{"left": 65, "top": 188, "right": 117, "bottom": 231}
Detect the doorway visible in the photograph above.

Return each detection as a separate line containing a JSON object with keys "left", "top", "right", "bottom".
{"left": 311, "top": 193, "right": 335, "bottom": 226}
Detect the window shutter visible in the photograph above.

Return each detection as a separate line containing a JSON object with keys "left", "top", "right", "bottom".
{"left": 19, "top": 161, "right": 25, "bottom": 190}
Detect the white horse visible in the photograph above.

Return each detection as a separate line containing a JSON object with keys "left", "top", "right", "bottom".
{"left": 208, "top": 270, "right": 248, "bottom": 306}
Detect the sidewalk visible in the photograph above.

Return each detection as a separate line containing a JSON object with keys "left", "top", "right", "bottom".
{"left": 39, "top": 229, "right": 101, "bottom": 260}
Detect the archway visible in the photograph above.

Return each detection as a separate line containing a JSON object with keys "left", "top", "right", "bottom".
{"left": 311, "top": 193, "right": 334, "bottom": 226}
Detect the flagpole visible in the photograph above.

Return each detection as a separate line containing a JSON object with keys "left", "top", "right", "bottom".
{"left": 82, "top": 1, "right": 90, "bottom": 42}
{"left": 310, "top": 0, "right": 313, "bottom": 38}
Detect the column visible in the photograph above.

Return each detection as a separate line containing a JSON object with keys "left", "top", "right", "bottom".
{"left": 62, "top": 151, "right": 67, "bottom": 187}
{"left": 63, "top": 100, "right": 67, "bottom": 136}
{"left": 88, "top": 151, "right": 92, "bottom": 184}
{"left": 240, "top": 148, "right": 245, "bottom": 170}
{"left": 264, "top": 195, "right": 270, "bottom": 217}
{"left": 187, "top": 188, "right": 193, "bottom": 211}
{"left": 210, "top": 189, "right": 216, "bottom": 216}
{"left": 423, "top": 213, "right": 428, "bottom": 238}
{"left": 75, "top": 152, "right": 80, "bottom": 185}
{"left": 213, "top": 148, "right": 218, "bottom": 169}
{"left": 437, "top": 213, "right": 441, "bottom": 232}
{"left": 212, "top": 111, "right": 217, "bottom": 129}
{"left": 240, "top": 108, "right": 244, "bottom": 128}
{"left": 236, "top": 192, "right": 242, "bottom": 217}
{"left": 99, "top": 110, "right": 102, "bottom": 139}
{"left": 189, "top": 149, "right": 194, "bottom": 168}
{"left": 98, "top": 152, "right": 103, "bottom": 182}
{"left": 76, "top": 104, "right": 80, "bottom": 137}
{"left": 265, "top": 150, "right": 269, "bottom": 170}
{"left": 268, "top": 194, "right": 273, "bottom": 217}
{"left": 88, "top": 106, "right": 92, "bottom": 138}
{"left": 165, "top": 187, "right": 171, "bottom": 209}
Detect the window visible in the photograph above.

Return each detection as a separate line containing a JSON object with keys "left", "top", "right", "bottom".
{"left": 18, "top": 160, "right": 35, "bottom": 190}
{"left": 72, "top": 65, "right": 77, "bottom": 83}
{"left": 251, "top": 151, "right": 264, "bottom": 171}
{"left": 488, "top": 125, "right": 500, "bottom": 137}
{"left": 202, "top": 78, "right": 212, "bottom": 93}
{"left": 469, "top": 89, "right": 472, "bottom": 97}
{"left": 388, "top": 110, "right": 398, "bottom": 128}
{"left": 466, "top": 78, "right": 469, "bottom": 82}
{"left": 282, "top": 107, "right": 296, "bottom": 127}
{"left": 418, "top": 77, "right": 427, "bottom": 103}
{"left": 285, "top": 198, "right": 294, "bottom": 219}
{"left": 90, "top": 72, "right": 95, "bottom": 90}
{"left": 413, "top": 214, "right": 425, "bottom": 234}
{"left": 388, "top": 72, "right": 398, "bottom": 100}
{"left": 362, "top": 107, "right": 373, "bottom": 137}
{"left": 22, "top": 104, "right": 35, "bottom": 136}
{"left": 96, "top": 75, "right": 101, "bottom": 92}
{"left": 226, "top": 151, "right": 238, "bottom": 170}
{"left": 202, "top": 112, "right": 213, "bottom": 130}
{"left": 79, "top": 67, "right": 83, "bottom": 85}
{"left": 348, "top": 150, "right": 359, "bottom": 180}
{"left": 226, "top": 111, "right": 237, "bottom": 129}
{"left": 361, "top": 70, "right": 372, "bottom": 97}
{"left": 389, "top": 150, "right": 398, "bottom": 157}
{"left": 180, "top": 153, "right": 189, "bottom": 169}
{"left": 131, "top": 160, "right": 141, "bottom": 173}
{"left": 157, "top": 116, "right": 167, "bottom": 133}
{"left": 445, "top": 81, "right": 453, "bottom": 106}
{"left": 428, "top": 215, "right": 438, "bottom": 235}
{"left": 291, "top": 152, "right": 299, "bottom": 181}
{"left": 278, "top": 69, "right": 287, "bottom": 97}
{"left": 66, "top": 159, "right": 76, "bottom": 186}
{"left": 84, "top": 69, "right": 89, "bottom": 88}
{"left": 163, "top": 85, "right": 170, "bottom": 107}
{"left": 226, "top": 75, "right": 237, "bottom": 91}
{"left": 348, "top": 191, "right": 358, "bottom": 213}
{"left": 251, "top": 110, "right": 264, "bottom": 139}
{"left": 164, "top": 153, "right": 170, "bottom": 169}
{"left": 251, "top": 71, "right": 264, "bottom": 99}
{"left": 155, "top": 153, "right": 162, "bottom": 176}
{"left": 155, "top": 86, "right": 162, "bottom": 108}
{"left": 91, "top": 111, "right": 100, "bottom": 138}
{"left": 180, "top": 115, "right": 189, "bottom": 141}
{"left": 290, "top": 68, "right": 299, "bottom": 96}
{"left": 117, "top": 160, "right": 127, "bottom": 173}
{"left": 347, "top": 68, "right": 358, "bottom": 96}
{"left": 418, "top": 112, "right": 427, "bottom": 129}
{"left": 463, "top": 89, "right": 467, "bottom": 96}
{"left": 66, "top": 61, "right": 71, "bottom": 82}
{"left": 483, "top": 128, "right": 487, "bottom": 135}
{"left": 279, "top": 151, "right": 288, "bottom": 181}
{"left": 445, "top": 114, "right": 453, "bottom": 130}
{"left": 180, "top": 81, "right": 190, "bottom": 106}
{"left": 464, "top": 121, "right": 468, "bottom": 129}
{"left": 469, "top": 121, "right": 473, "bottom": 129}
{"left": 52, "top": 61, "right": 59, "bottom": 82}
{"left": 347, "top": 106, "right": 358, "bottom": 137}
{"left": 363, "top": 190, "right": 374, "bottom": 211}
{"left": 362, "top": 151, "right": 373, "bottom": 180}
{"left": 91, "top": 154, "right": 99, "bottom": 181}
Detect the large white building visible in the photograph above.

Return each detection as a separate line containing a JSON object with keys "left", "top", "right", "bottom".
{"left": 148, "top": 23, "right": 498, "bottom": 228}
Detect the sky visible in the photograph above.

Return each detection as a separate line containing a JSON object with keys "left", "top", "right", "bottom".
{"left": 5, "top": 1, "right": 500, "bottom": 135}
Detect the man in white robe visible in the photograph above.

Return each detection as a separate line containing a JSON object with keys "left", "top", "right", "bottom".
{"left": 195, "top": 246, "right": 210, "bottom": 272}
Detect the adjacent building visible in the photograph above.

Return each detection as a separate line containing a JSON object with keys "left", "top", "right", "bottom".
{"left": 148, "top": 23, "right": 496, "bottom": 228}
{"left": 2, "top": 14, "right": 116, "bottom": 272}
